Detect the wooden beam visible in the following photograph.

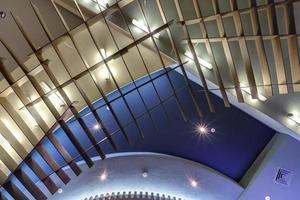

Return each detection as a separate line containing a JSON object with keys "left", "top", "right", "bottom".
{"left": 287, "top": 36, "right": 300, "bottom": 92}
{"left": 255, "top": 38, "right": 273, "bottom": 96}
{"left": 271, "top": 37, "right": 288, "bottom": 94}
{"left": 191, "top": 0, "right": 230, "bottom": 107}
{"left": 155, "top": 0, "right": 204, "bottom": 117}
{"left": 14, "top": 169, "right": 47, "bottom": 200}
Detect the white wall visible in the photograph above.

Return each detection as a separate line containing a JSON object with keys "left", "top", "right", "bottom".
{"left": 239, "top": 134, "right": 300, "bottom": 200}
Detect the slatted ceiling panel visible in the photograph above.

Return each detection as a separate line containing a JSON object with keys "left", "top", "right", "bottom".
{"left": 75, "top": 74, "right": 102, "bottom": 104}
{"left": 122, "top": 48, "right": 147, "bottom": 80}
{"left": 0, "top": 135, "right": 22, "bottom": 170}
{"left": 0, "top": 99, "right": 41, "bottom": 144}
{"left": 53, "top": 39, "right": 86, "bottom": 78}
{"left": 287, "top": 36, "right": 300, "bottom": 92}
{"left": 254, "top": 38, "right": 272, "bottom": 96}
{"left": 0, "top": 112, "right": 33, "bottom": 152}
{"left": 181, "top": 0, "right": 230, "bottom": 107}
{"left": 0, "top": 0, "right": 300, "bottom": 198}
{"left": 70, "top": 25, "right": 101, "bottom": 68}
{"left": 270, "top": 37, "right": 288, "bottom": 94}
{"left": 33, "top": 101, "right": 57, "bottom": 129}
{"left": 136, "top": 41, "right": 171, "bottom": 71}
{"left": 0, "top": 122, "right": 28, "bottom": 159}
{"left": 62, "top": 83, "right": 87, "bottom": 112}
{"left": 23, "top": 54, "right": 40, "bottom": 73}
{"left": 0, "top": 173, "right": 8, "bottom": 186}
{"left": 88, "top": 20, "right": 118, "bottom": 57}
{"left": 39, "top": 47, "right": 71, "bottom": 85}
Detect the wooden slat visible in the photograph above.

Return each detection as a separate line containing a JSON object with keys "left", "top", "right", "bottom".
{"left": 221, "top": 40, "right": 244, "bottom": 102}
{"left": 238, "top": 38, "right": 258, "bottom": 98}
{"left": 191, "top": 0, "right": 230, "bottom": 107}
{"left": 11, "top": 11, "right": 95, "bottom": 168}
{"left": 26, "top": 158, "right": 59, "bottom": 194}
{"left": 155, "top": 0, "right": 204, "bottom": 117}
{"left": 173, "top": 0, "right": 216, "bottom": 112}
{"left": 135, "top": 0, "right": 188, "bottom": 121}
{"left": 271, "top": 37, "right": 288, "bottom": 94}
{"left": 4, "top": 182, "right": 29, "bottom": 200}
{"left": 255, "top": 38, "right": 273, "bottom": 96}
{"left": 14, "top": 169, "right": 47, "bottom": 200}
{"left": 0, "top": 38, "right": 81, "bottom": 179}
{"left": 287, "top": 36, "right": 300, "bottom": 92}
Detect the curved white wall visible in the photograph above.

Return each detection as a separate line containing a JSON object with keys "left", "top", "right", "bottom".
{"left": 47, "top": 153, "right": 243, "bottom": 200}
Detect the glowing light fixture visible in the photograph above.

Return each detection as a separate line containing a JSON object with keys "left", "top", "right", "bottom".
{"left": 241, "top": 87, "right": 267, "bottom": 102}
{"left": 100, "top": 170, "right": 107, "bottom": 181}
{"left": 98, "top": 49, "right": 111, "bottom": 80}
{"left": 197, "top": 126, "right": 207, "bottom": 134}
{"left": 57, "top": 188, "right": 63, "bottom": 194}
{"left": 287, "top": 113, "right": 300, "bottom": 125}
{"left": 142, "top": 170, "right": 148, "bottom": 178}
{"left": 96, "top": 0, "right": 108, "bottom": 8}
{"left": 184, "top": 51, "right": 213, "bottom": 70}
{"left": 40, "top": 82, "right": 66, "bottom": 107}
{"left": 93, "top": 124, "right": 101, "bottom": 130}
{"left": 189, "top": 179, "right": 198, "bottom": 188}
{"left": 100, "top": 48, "right": 107, "bottom": 58}
{"left": 99, "top": 66, "right": 110, "bottom": 80}
{"left": 132, "top": 19, "right": 160, "bottom": 39}
{"left": 265, "top": 196, "right": 271, "bottom": 200}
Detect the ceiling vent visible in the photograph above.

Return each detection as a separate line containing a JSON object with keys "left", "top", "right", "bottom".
{"left": 274, "top": 168, "right": 293, "bottom": 187}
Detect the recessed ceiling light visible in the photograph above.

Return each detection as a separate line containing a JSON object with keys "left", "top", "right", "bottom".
{"left": 93, "top": 124, "right": 101, "bottom": 130}
{"left": 184, "top": 51, "right": 213, "bottom": 70}
{"left": 99, "top": 66, "right": 110, "bottom": 80}
{"left": 0, "top": 11, "right": 6, "bottom": 19}
{"left": 241, "top": 87, "right": 267, "bottom": 102}
{"left": 287, "top": 113, "right": 300, "bottom": 124}
{"left": 142, "top": 170, "right": 148, "bottom": 178}
{"left": 100, "top": 171, "right": 107, "bottom": 181}
{"left": 265, "top": 196, "right": 271, "bottom": 200}
{"left": 189, "top": 179, "right": 198, "bottom": 188}
{"left": 57, "top": 188, "right": 63, "bottom": 194}
{"left": 132, "top": 19, "right": 160, "bottom": 39}
{"left": 197, "top": 125, "right": 207, "bottom": 134}
{"left": 210, "top": 128, "right": 216, "bottom": 133}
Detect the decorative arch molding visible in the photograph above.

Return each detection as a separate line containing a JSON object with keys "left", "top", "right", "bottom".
{"left": 83, "top": 191, "right": 183, "bottom": 200}
{"left": 48, "top": 152, "right": 243, "bottom": 200}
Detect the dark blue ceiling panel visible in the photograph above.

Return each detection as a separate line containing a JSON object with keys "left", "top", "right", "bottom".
{"left": 52, "top": 69, "right": 275, "bottom": 181}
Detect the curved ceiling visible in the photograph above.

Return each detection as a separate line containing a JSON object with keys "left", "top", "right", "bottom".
{"left": 48, "top": 153, "right": 243, "bottom": 200}
{"left": 0, "top": 0, "right": 299, "bottom": 199}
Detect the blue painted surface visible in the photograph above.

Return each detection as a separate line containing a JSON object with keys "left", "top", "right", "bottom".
{"left": 5, "top": 69, "right": 275, "bottom": 199}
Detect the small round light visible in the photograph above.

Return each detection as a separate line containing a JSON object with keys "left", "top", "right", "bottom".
{"left": 93, "top": 124, "right": 101, "bottom": 130}
{"left": 142, "top": 171, "right": 148, "bottom": 178}
{"left": 106, "top": 106, "right": 110, "bottom": 111}
{"left": 189, "top": 179, "right": 198, "bottom": 188}
{"left": 265, "top": 196, "right": 271, "bottom": 200}
{"left": 57, "top": 188, "right": 63, "bottom": 194}
{"left": 100, "top": 171, "right": 107, "bottom": 181}
{"left": 210, "top": 128, "right": 216, "bottom": 133}
{"left": 197, "top": 126, "right": 207, "bottom": 134}
{"left": 0, "top": 11, "right": 6, "bottom": 19}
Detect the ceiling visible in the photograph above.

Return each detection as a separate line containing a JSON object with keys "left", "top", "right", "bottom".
{"left": 0, "top": 0, "right": 299, "bottom": 199}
